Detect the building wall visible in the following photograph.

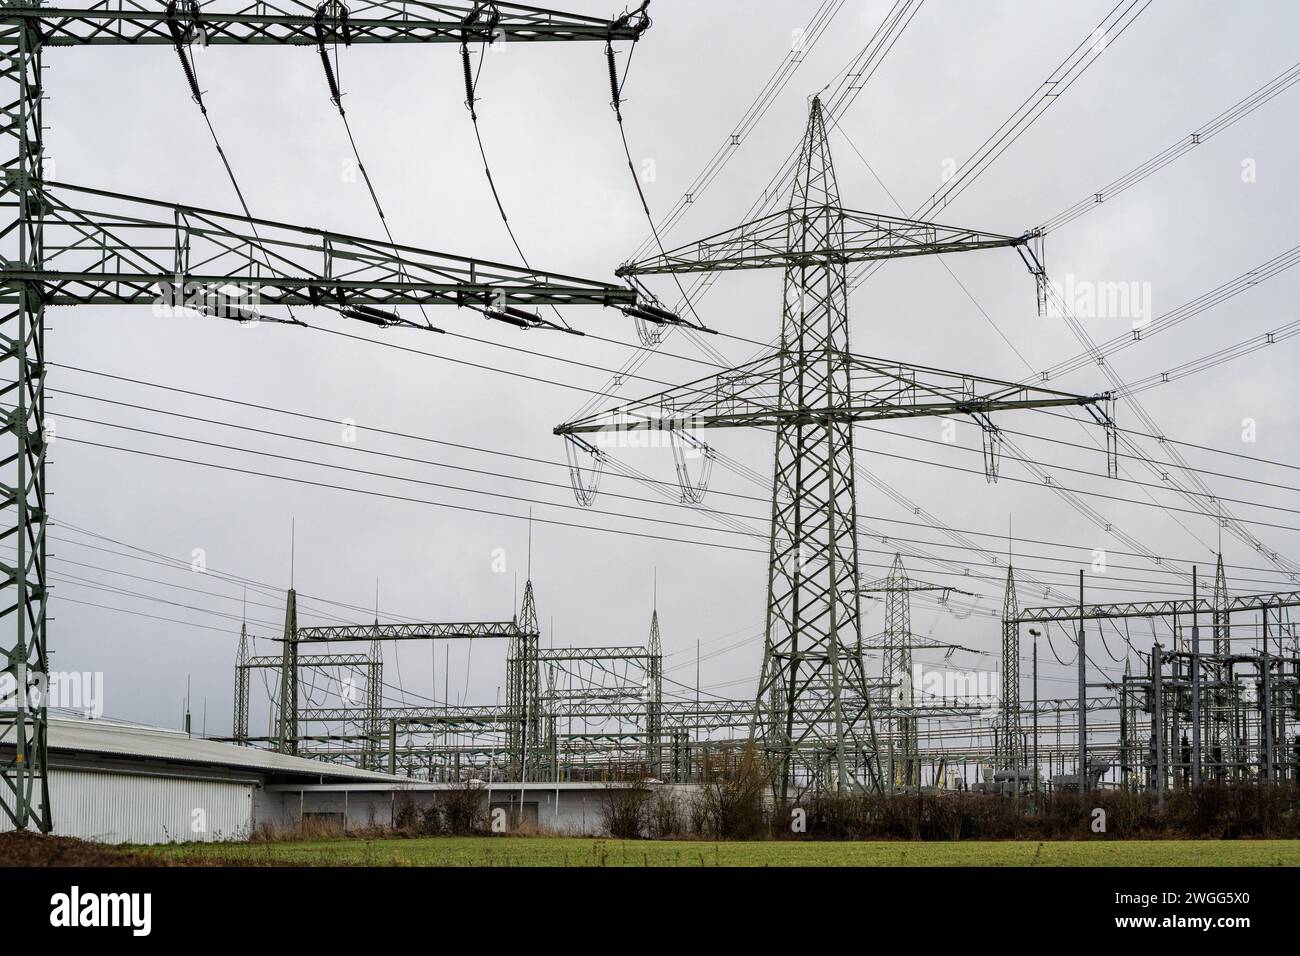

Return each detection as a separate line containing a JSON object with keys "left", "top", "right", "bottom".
{"left": 0, "top": 768, "right": 258, "bottom": 845}
{"left": 263, "top": 784, "right": 638, "bottom": 836}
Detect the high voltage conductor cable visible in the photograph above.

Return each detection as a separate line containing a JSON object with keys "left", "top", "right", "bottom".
{"left": 54, "top": 403, "right": 1290, "bottom": 592}
{"left": 826, "top": 69, "right": 1295, "bottom": 580}
{"left": 606, "top": 32, "right": 714, "bottom": 339}
{"left": 1017, "top": 214, "right": 1298, "bottom": 574}
{"left": 624, "top": 0, "right": 849, "bottom": 263}
{"left": 53, "top": 426, "right": 1300, "bottom": 595}
{"left": 38, "top": 552, "right": 297, "bottom": 620}
{"left": 1117, "top": 316, "right": 1300, "bottom": 396}
{"left": 455, "top": 11, "right": 581, "bottom": 335}
{"left": 311, "top": 1, "right": 442, "bottom": 333}
{"left": 51, "top": 434, "right": 1230, "bottom": 602}
{"left": 164, "top": 0, "right": 302, "bottom": 326}
{"left": 582, "top": 4, "right": 1155, "bottom": 599}
{"left": 1038, "top": 60, "right": 1300, "bottom": 234}
{"left": 913, "top": 0, "right": 1153, "bottom": 216}
{"left": 49, "top": 518, "right": 433, "bottom": 627}
{"left": 53, "top": 594, "right": 269, "bottom": 637}
{"left": 53, "top": 353, "right": 1300, "bottom": 567}
{"left": 1031, "top": 243, "right": 1300, "bottom": 384}
{"left": 850, "top": 439, "right": 1300, "bottom": 534}
{"left": 50, "top": 365, "right": 1300, "bottom": 584}
{"left": 845, "top": 0, "right": 1154, "bottom": 294}
{"left": 858, "top": 417, "right": 1300, "bottom": 502}
{"left": 0, "top": 541, "right": 289, "bottom": 628}
{"left": 1039, "top": 279, "right": 1300, "bottom": 576}
{"left": 590, "top": 0, "right": 923, "bottom": 410}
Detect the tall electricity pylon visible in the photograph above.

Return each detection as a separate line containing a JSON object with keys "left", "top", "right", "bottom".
{"left": 507, "top": 577, "right": 542, "bottom": 780}
{"left": 862, "top": 553, "right": 967, "bottom": 790}
{"left": 645, "top": 603, "right": 663, "bottom": 777}
{"left": 557, "top": 98, "right": 1114, "bottom": 798}
{"left": 998, "top": 565, "right": 1022, "bottom": 774}
{"left": 0, "top": 1, "right": 648, "bottom": 832}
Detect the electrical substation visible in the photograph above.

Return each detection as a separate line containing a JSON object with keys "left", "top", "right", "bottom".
{"left": 2, "top": 1, "right": 1299, "bottom": 845}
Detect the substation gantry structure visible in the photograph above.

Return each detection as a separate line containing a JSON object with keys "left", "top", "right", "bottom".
{"left": 861, "top": 552, "right": 975, "bottom": 790}
{"left": 228, "top": 576, "right": 681, "bottom": 782}
{"left": 1007, "top": 557, "right": 1300, "bottom": 796}
{"left": 0, "top": 0, "right": 653, "bottom": 831}
{"left": 556, "top": 96, "right": 1117, "bottom": 799}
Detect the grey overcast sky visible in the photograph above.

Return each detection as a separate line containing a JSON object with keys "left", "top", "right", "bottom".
{"left": 39, "top": 0, "right": 1300, "bottom": 735}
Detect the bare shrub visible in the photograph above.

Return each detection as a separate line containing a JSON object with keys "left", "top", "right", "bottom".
{"left": 437, "top": 785, "right": 487, "bottom": 835}
{"left": 599, "top": 781, "right": 653, "bottom": 839}
{"left": 647, "top": 788, "right": 683, "bottom": 839}
{"left": 789, "top": 783, "right": 1300, "bottom": 842}
{"left": 694, "top": 743, "right": 770, "bottom": 840}
{"left": 392, "top": 793, "right": 420, "bottom": 836}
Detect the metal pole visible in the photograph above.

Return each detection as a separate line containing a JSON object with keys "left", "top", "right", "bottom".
{"left": 1261, "top": 637, "right": 1273, "bottom": 784}
{"left": 1032, "top": 629, "right": 1039, "bottom": 799}
{"left": 388, "top": 719, "right": 397, "bottom": 776}
{"left": 1191, "top": 567, "right": 1201, "bottom": 787}
{"left": 1153, "top": 643, "right": 1165, "bottom": 806}
{"left": 1078, "top": 570, "right": 1087, "bottom": 793}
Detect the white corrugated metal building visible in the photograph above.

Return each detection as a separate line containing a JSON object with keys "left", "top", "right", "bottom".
{"left": 1, "top": 716, "right": 398, "bottom": 844}
{"left": 3, "top": 717, "right": 651, "bottom": 843}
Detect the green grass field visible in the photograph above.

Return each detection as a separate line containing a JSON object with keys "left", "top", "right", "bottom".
{"left": 134, "top": 836, "right": 1300, "bottom": 867}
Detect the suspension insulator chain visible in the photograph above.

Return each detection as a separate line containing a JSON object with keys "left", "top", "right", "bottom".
{"left": 605, "top": 41, "right": 622, "bottom": 117}
{"left": 460, "top": 40, "right": 478, "bottom": 118}
{"left": 166, "top": 0, "right": 206, "bottom": 111}
{"left": 313, "top": 3, "right": 351, "bottom": 108}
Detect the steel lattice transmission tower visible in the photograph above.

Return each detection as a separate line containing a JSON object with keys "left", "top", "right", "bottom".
{"left": 233, "top": 622, "right": 251, "bottom": 744}
{"left": 862, "top": 553, "right": 967, "bottom": 790}
{"left": 645, "top": 604, "right": 663, "bottom": 777}
{"left": 507, "top": 577, "right": 542, "bottom": 780}
{"left": 1210, "top": 552, "right": 1232, "bottom": 766}
{"left": 998, "top": 565, "right": 1022, "bottom": 773}
{"left": 557, "top": 98, "right": 1114, "bottom": 798}
{"left": 0, "top": 2, "right": 647, "bottom": 830}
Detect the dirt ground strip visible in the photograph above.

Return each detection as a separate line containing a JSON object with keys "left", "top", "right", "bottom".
{"left": 0, "top": 831, "right": 147, "bottom": 866}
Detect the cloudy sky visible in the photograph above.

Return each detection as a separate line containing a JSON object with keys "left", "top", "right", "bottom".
{"left": 36, "top": 0, "right": 1300, "bottom": 738}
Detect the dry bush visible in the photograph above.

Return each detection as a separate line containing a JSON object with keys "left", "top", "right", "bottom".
{"left": 437, "top": 785, "right": 487, "bottom": 835}
{"left": 693, "top": 743, "right": 771, "bottom": 840}
{"left": 647, "top": 788, "right": 684, "bottom": 839}
{"left": 787, "top": 783, "right": 1300, "bottom": 842}
{"left": 248, "top": 814, "right": 347, "bottom": 843}
{"left": 599, "top": 780, "right": 653, "bottom": 838}
{"left": 392, "top": 793, "right": 420, "bottom": 836}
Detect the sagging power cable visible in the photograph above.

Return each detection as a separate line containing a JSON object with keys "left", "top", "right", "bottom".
{"left": 165, "top": 0, "right": 302, "bottom": 326}
{"left": 312, "top": 1, "right": 443, "bottom": 334}
{"left": 457, "top": 4, "right": 581, "bottom": 336}
{"left": 604, "top": 16, "right": 715, "bottom": 340}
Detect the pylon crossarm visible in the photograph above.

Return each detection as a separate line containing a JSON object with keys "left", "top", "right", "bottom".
{"left": 555, "top": 351, "right": 785, "bottom": 434}
{"left": 555, "top": 351, "right": 1106, "bottom": 434}
{"left": 16, "top": 181, "right": 634, "bottom": 313}
{"left": 5, "top": 2, "right": 649, "bottom": 46}
{"left": 616, "top": 205, "right": 1027, "bottom": 276}
{"left": 861, "top": 633, "right": 979, "bottom": 653}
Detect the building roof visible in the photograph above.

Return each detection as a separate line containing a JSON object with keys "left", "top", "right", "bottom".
{"left": 45, "top": 716, "right": 399, "bottom": 784}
